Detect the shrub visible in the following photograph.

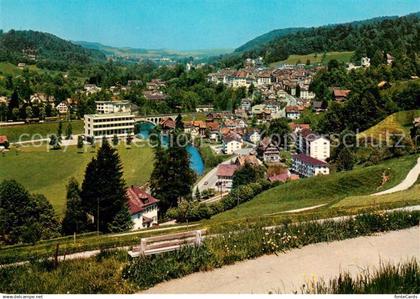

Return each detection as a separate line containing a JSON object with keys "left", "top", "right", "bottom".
{"left": 122, "top": 245, "right": 217, "bottom": 290}
{"left": 302, "top": 259, "right": 420, "bottom": 294}
{"left": 166, "top": 180, "right": 275, "bottom": 223}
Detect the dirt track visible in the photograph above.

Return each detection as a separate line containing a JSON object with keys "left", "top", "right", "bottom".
{"left": 142, "top": 226, "right": 420, "bottom": 294}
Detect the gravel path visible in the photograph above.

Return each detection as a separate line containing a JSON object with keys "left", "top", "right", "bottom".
{"left": 142, "top": 227, "right": 420, "bottom": 294}
{"left": 372, "top": 157, "right": 420, "bottom": 196}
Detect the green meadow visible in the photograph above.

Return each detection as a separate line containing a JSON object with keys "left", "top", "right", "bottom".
{"left": 0, "top": 143, "right": 155, "bottom": 215}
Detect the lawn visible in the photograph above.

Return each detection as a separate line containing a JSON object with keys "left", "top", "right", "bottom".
{"left": 0, "top": 120, "right": 84, "bottom": 143}
{"left": 208, "top": 155, "right": 418, "bottom": 223}
{"left": 333, "top": 184, "right": 420, "bottom": 209}
{"left": 270, "top": 51, "right": 354, "bottom": 66}
{"left": 357, "top": 110, "right": 420, "bottom": 143}
{"left": 0, "top": 143, "right": 155, "bottom": 215}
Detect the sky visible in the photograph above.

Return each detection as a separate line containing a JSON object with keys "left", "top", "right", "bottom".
{"left": 1, "top": 0, "right": 420, "bottom": 50}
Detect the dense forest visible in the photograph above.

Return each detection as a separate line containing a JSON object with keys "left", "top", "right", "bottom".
{"left": 0, "top": 30, "right": 106, "bottom": 71}
{"left": 220, "top": 13, "right": 420, "bottom": 66}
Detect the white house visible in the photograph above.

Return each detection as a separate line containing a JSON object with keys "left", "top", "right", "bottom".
{"left": 245, "top": 129, "right": 261, "bottom": 144}
{"left": 298, "top": 129, "right": 330, "bottom": 161}
{"left": 56, "top": 102, "right": 69, "bottom": 114}
{"left": 291, "top": 153, "right": 330, "bottom": 177}
{"left": 127, "top": 186, "right": 159, "bottom": 230}
{"left": 84, "top": 113, "right": 135, "bottom": 139}
{"left": 285, "top": 105, "right": 304, "bottom": 120}
{"left": 95, "top": 101, "right": 131, "bottom": 114}
{"left": 222, "top": 133, "right": 243, "bottom": 154}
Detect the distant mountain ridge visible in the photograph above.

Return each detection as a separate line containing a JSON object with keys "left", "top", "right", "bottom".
{"left": 74, "top": 40, "right": 233, "bottom": 60}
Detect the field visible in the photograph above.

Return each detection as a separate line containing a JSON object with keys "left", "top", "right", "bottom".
{"left": 208, "top": 155, "right": 419, "bottom": 223}
{"left": 0, "top": 143, "right": 155, "bottom": 215}
{"left": 0, "top": 120, "right": 84, "bottom": 143}
{"left": 357, "top": 110, "right": 420, "bottom": 143}
{"left": 270, "top": 51, "right": 354, "bottom": 66}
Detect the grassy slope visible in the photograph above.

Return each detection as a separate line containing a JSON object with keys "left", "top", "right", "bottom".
{"left": 0, "top": 144, "right": 154, "bottom": 215}
{"left": 270, "top": 51, "right": 353, "bottom": 66}
{"left": 357, "top": 110, "right": 420, "bottom": 142}
{"left": 209, "top": 155, "right": 418, "bottom": 223}
{"left": 0, "top": 120, "right": 84, "bottom": 143}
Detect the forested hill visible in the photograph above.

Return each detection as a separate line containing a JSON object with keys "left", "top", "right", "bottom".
{"left": 227, "top": 12, "right": 420, "bottom": 65}
{"left": 0, "top": 30, "right": 106, "bottom": 71}
{"left": 235, "top": 27, "right": 306, "bottom": 53}
{"left": 234, "top": 15, "right": 401, "bottom": 54}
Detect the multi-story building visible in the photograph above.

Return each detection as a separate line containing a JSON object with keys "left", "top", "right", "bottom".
{"left": 291, "top": 153, "right": 330, "bottom": 177}
{"left": 95, "top": 101, "right": 131, "bottom": 114}
{"left": 298, "top": 129, "right": 330, "bottom": 161}
{"left": 84, "top": 113, "right": 135, "bottom": 139}
{"left": 222, "top": 132, "right": 243, "bottom": 154}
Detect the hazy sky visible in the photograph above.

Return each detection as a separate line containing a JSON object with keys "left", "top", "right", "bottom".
{"left": 1, "top": 0, "right": 419, "bottom": 50}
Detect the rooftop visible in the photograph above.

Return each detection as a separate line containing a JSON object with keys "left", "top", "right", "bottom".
{"left": 126, "top": 186, "right": 159, "bottom": 215}
{"left": 217, "top": 164, "right": 238, "bottom": 177}
{"left": 292, "top": 153, "right": 328, "bottom": 166}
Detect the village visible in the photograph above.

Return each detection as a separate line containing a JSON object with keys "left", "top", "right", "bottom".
{"left": 0, "top": 55, "right": 388, "bottom": 231}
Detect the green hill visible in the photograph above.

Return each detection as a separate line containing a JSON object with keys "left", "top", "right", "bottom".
{"left": 235, "top": 27, "right": 306, "bottom": 53}
{"left": 0, "top": 30, "right": 106, "bottom": 71}
{"left": 226, "top": 12, "right": 420, "bottom": 65}
{"left": 234, "top": 15, "right": 401, "bottom": 54}
{"left": 269, "top": 51, "right": 353, "bottom": 66}
{"left": 209, "top": 155, "right": 418, "bottom": 223}
{"left": 358, "top": 110, "right": 420, "bottom": 142}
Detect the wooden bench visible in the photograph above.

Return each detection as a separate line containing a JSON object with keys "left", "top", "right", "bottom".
{"left": 128, "top": 229, "right": 206, "bottom": 257}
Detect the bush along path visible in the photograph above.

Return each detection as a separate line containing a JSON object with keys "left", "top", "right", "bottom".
{"left": 123, "top": 210, "right": 420, "bottom": 291}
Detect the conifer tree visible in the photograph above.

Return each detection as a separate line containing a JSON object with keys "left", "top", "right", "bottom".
{"left": 80, "top": 140, "right": 130, "bottom": 232}
{"left": 62, "top": 178, "right": 87, "bottom": 235}
{"left": 175, "top": 113, "right": 184, "bottom": 130}
{"left": 150, "top": 132, "right": 195, "bottom": 214}
{"left": 65, "top": 122, "right": 73, "bottom": 140}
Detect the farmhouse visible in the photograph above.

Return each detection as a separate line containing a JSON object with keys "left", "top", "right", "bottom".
{"left": 258, "top": 137, "right": 281, "bottom": 164}
{"left": 56, "top": 102, "right": 69, "bottom": 114}
{"left": 333, "top": 89, "right": 351, "bottom": 102}
{"left": 291, "top": 153, "right": 330, "bottom": 177}
{"left": 126, "top": 186, "right": 159, "bottom": 230}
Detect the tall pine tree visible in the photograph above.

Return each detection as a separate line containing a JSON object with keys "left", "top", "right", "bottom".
{"left": 150, "top": 132, "right": 196, "bottom": 215}
{"left": 62, "top": 178, "right": 87, "bottom": 235}
{"left": 80, "top": 140, "right": 131, "bottom": 232}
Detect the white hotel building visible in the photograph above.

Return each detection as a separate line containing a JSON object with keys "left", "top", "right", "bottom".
{"left": 84, "top": 113, "right": 135, "bottom": 139}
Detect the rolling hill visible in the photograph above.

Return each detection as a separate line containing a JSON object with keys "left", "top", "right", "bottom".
{"left": 234, "top": 15, "right": 401, "bottom": 54}
{"left": 226, "top": 12, "right": 420, "bottom": 65}
{"left": 357, "top": 110, "right": 420, "bottom": 143}
{"left": 0, "top": 30, "right": 106, "bottom": 70}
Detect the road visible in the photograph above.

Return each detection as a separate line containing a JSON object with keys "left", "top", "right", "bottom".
{"left": 142, "top": 226, "right": 420, "bottom": 294}
{"left": 372, "top": 157, "right": 420, "bottom": 196}
{"left": 194, "top": 156, "right": 236, "bottom": 194}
